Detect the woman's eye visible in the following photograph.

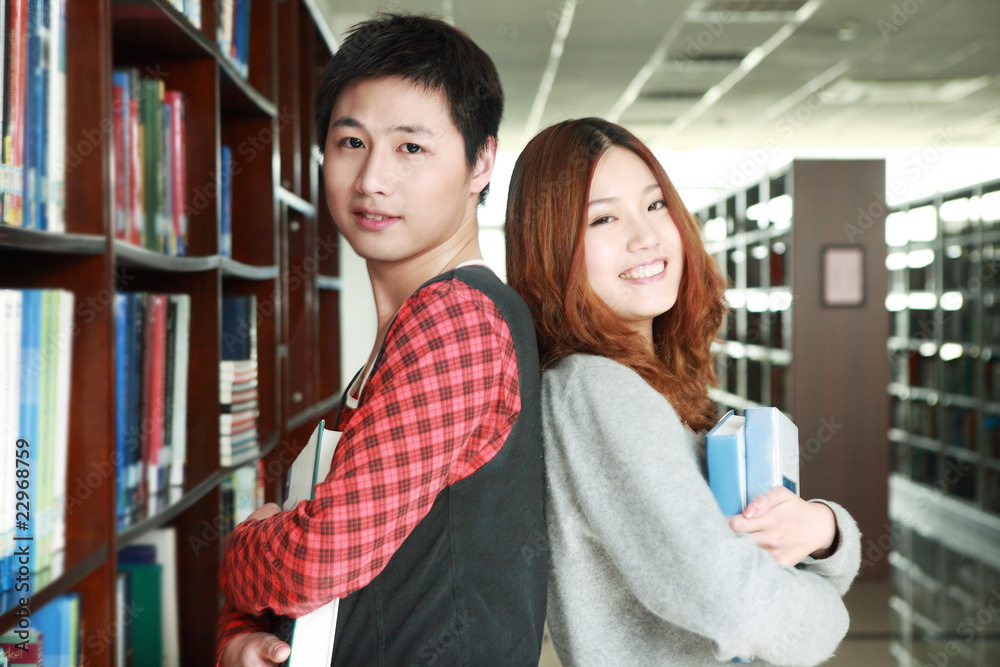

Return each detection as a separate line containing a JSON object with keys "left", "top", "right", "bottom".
{"left": 649, "top": 199, "right": 667, "bottom": 211}
{"left": 402, "top": 143, "right": 423, "bottom": 154}
{"left": 589, "top": 216, "right": 613, "bottom": 227}
{"left": 340, "top": 137, "right": 364, "bottom": 149}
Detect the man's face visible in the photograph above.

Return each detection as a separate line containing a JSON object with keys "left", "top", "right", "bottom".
{"left": 323, "top": 76, "right": 491, "bottom": 268}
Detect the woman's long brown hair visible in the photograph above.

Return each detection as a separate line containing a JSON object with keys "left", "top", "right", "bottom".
{"left": 505, "top": 118, "right": 727, "bottom": 432}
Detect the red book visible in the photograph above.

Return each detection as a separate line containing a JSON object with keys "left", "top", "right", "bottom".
{"left": 112, "top": 82, "right": 126, "bottom": 239}
{"left": 129, "top": 95, "right": 142, "bottom": 245}
{"left": 0, "top": 630, "right": 43, "bottom": 665}
{"left": 3, "top": 0, "right": 28, "bottom": 226}
{"left": 164, "top": 91, "right": 187, "bottom": 255}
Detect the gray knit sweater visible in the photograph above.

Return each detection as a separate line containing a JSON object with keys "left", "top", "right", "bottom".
{"left": 542, "top": 355, "right": 861, "bottom": 667}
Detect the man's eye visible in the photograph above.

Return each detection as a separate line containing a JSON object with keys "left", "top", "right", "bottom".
{"left": 403, "top": 143, "right": 422, "bottom": 154}
{"left": 340, "top": 137, "right": 364, "bottom": 148}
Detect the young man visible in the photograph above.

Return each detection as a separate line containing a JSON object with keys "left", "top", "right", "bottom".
{"left": 217, "top": 14, "right": 547, "bottom": 667}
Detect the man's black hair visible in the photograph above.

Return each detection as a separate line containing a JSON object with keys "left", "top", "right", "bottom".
{"left": 316, "top": 13, "right": 503, "bottom": 205}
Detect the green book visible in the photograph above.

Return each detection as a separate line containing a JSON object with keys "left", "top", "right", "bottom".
{"left": 118, "top": 562, "right": 163, "bottom": 666}
{"left": 140, "top": 78, "right": 165, "bottom": 254}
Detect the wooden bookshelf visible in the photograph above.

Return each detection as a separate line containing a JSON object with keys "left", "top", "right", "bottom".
{"left": 0, "top": 0, "right": 339, "bottom": 664}
{"left": 696, "top": 159, "right": 891, "bottom": 578}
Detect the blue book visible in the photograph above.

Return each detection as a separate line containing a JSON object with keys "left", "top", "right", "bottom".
{"left": 35, "top": 2, "right": 49, "bottom": 233}
{"left": 114, "top": 295, "right": 129, "bottom": 523}
{"left": 706, "top": 410, "right": 747, "bottom": 517}
{"left": 31, "top": 593, "right": 81, "bottom": 667}
{"left": 118, "top": 544, "right": 157, "bottom": 565}
{"left": 744, "top": 407, "right": 799, "bottom": 501}
{"left": 18, "top": 290, "right": 42, "bottom": 590}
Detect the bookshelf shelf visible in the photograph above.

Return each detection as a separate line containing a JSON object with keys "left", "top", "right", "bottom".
{"left": 0, "top": 543, "right": 110, "bottom": 626}
{"left": 114, "top": 240, "right": 219, "bottom": 272}
{"left": 0, "top": 228, "right": 106, "bottom": 255}
{"left": 117, "top": 433, "right": 281, "bottom": 549}
{"left": 0, "top": 1, "right": 339, "bottom": 663}
{"left": 221, "top": 257, "right": 279, "bottom": 281}
{"left": 111, "top": 0, "right": 211, "bottom": 60}
{"left": 219, "top": 64, "right": 278, "bottom": 118}
{"left": 277, "top": 186, "right": 317, "bottom": 217}
{"left": 286, "top": 392, "right": 341, "bottom": 433}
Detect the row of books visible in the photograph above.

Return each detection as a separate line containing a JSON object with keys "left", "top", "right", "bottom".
{"left": 0, "top": 0, "right": 68, "bottom": 232}
{"left": 217, "top": 0, "right": 252, "bottom": 78}
{"left": 0, "top": 289, "right": 73, "bottom": 606}
{"left": 114, "top": 293, "right": 190, "bottom": 529}
{"left": 111, "top": 71, "right": 188, "bottom": 256}
{"left": 220, "top": 295, "right": 259, "bottom": 465}
{"left": 0, "top": 592, "right": 81, "bottom": 666}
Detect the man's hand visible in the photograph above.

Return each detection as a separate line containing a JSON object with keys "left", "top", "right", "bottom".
{"left": 220, "top": 632, "right": 290, "bottom": 667}
{"left": 246, "top": 502, "right": 281, "bottom": 522}
{"left": 728, "top": 487, "right": 837, "bottom": 566}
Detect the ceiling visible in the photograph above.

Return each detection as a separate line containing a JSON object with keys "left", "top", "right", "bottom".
{"left": 312, "top": 0, "right": 1000, "bottom": 154}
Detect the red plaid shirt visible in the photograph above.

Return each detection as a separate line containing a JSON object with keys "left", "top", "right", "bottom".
{"left": 216, "top": 277, "right": 520, "bottom": 661}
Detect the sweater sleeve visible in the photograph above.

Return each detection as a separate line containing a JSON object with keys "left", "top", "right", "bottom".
{"left": 544, "top": 356, "right": 851, "bottom": 666}
{"left": 797, "top": 500, "right": 861, "bottom": 595}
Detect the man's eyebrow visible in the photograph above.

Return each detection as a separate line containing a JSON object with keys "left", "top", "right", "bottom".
{"left": 588, "top": 184, "right": 661, "bottom": 207}
{"left": 330, "top": 116, "right": 364, "bottom": 131}
{"left": 328, "top": 117, "right": 434, "bottom": 137}
{"left": 390, "top": 124, "right": 435, "bottom": 136}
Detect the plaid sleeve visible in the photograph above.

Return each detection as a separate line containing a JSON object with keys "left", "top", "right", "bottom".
{"left": 215, "top": 600, "right": 276, "bottom": 667}
{"left": 219, "top": 280, "right": 520, "bottom": 618}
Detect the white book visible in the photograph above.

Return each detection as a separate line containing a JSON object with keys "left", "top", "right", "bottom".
{"left": 47, "top": 0, "right": 66, "bottom": 232}
{"left": 282, "top": 420, "right": 342, "bottom": 667}
{"left": 51, "top": 289, "right": 74, "bottom": 563}
{"left": 0, "top": 291, "right": 22, "bottom": 577}
{"left": 169, "top": 295, "right": 190, "bottom": 487}
{"left": 744, "top": 407, "right": 800, "bottom": 502}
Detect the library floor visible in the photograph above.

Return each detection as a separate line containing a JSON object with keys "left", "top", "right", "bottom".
{"left": 535, "top": 577, "right": 995, "bottom": 666}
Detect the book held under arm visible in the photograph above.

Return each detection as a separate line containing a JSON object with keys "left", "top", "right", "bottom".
{"left": 706, "top": 407, "right": 800, "bottom": 516}
{"left": 280, "top": 419, "right": 342, "bottom": 667}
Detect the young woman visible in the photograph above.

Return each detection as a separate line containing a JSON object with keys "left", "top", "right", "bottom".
{"left": 505, "top": 118, "right": 861, "bottom": 666}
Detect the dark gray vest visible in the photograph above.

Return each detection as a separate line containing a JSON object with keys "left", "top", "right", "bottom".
{"left": 331, "top": 265, "right": 547, "bottom": 666}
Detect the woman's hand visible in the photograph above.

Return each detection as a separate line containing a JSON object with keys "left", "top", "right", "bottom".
{"left": 220, "top": 632, "right": 290, "bottom": 667}
{"left": 728, "top": 486, "right": 838, "bottom": 566}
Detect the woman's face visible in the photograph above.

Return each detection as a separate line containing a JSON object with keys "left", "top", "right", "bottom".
{"left": 583, "top": 147, "right": 684, "bottom": 346}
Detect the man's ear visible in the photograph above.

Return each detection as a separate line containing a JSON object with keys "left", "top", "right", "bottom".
{"left": 470, "top": 136, "right": 498, "bottom": 196}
